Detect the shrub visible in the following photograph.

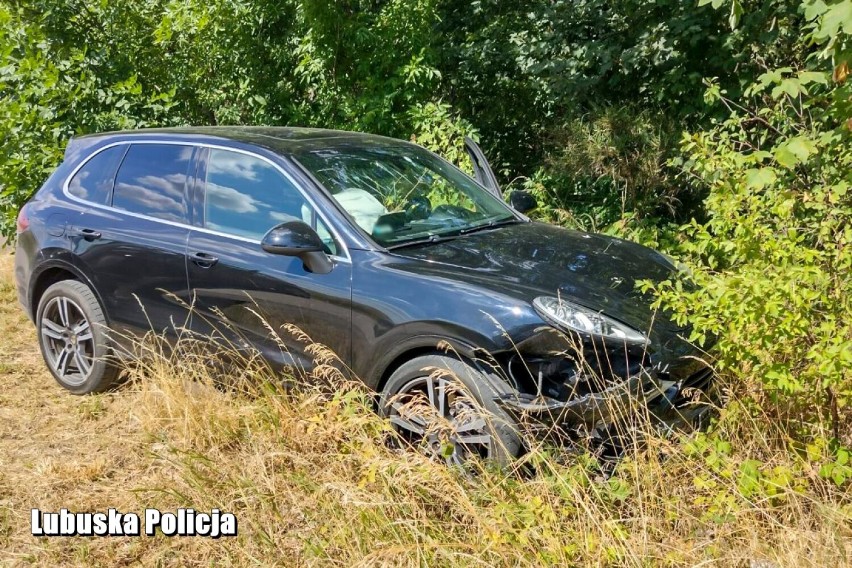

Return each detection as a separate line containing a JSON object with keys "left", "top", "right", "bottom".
{"left": 0, "top": 4, "right": 178, "bottom": 237}
{"left": 646, "top": 2, "right": 852, "bottom": 453}
{"left": 523, "top": 105, "right": 690, "bottom": 231}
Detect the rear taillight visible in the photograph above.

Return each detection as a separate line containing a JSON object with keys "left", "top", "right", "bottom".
{"left": 16, "top": 205, "right": 30, "bottom": 234}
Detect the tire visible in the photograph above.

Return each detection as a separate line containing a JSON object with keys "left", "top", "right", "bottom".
{"left": 36, "top": 280, "right": 120, "bottom": 395}
{"left": 379, "top": 354, "right": 522, "bottom": 466}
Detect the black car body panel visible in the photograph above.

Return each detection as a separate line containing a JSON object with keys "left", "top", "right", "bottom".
{"left": 384, "top": 222, "right": 700, "bottom": 365}
{"left": 15, "top": 126, "right": 715, "bottom": 439}
{"left": 185, "top": 229, "right": 353, "bottom": 370}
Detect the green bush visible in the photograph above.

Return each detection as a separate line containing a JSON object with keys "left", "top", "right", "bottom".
{"left": 0, "top": 0, "right": 471, "bottom": 237}
{"left": 1, "top": 0, "right": 809, "bottom": 238}
{"left": 521, "top": 105, "right": 689, "bottom": 231}
{"left": 646, "top": 2, "right": 852, "bottom": 451}
{"left": 0, "top": 3, "right": 178, "bottom": 236}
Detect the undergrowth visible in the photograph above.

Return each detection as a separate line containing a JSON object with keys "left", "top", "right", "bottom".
{"left": 0, "top": 254, "right": 849, "bottom": 567}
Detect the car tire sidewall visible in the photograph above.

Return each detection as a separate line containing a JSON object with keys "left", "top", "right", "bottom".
{"left": 36, "top": 280, "right": 118, "bottom": 395}
{"left": 379, "top": 354, "right": 522, "bottom": 465}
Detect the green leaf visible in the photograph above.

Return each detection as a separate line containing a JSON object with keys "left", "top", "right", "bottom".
{"left": 804, "top": 0, "right": 829, "bottom": 22}
{"left": 814, "top": 0, "right": 852, "bottom": 40}
{"left": 775, "top": 136, "right": 817, "bottom": 168}
{"left": 798, "top": 71, "right": 829, "bottom": 85}
{"left": 745, "top": 168, "right": 777, "bottom": 189}
{"left": 774, "top": 146, "right": 798, "bottom": 168}
{"left": 729, "top": 0, "right": 743, "bottom": 29}
{"left": 771, "top": 78, "right": 805, "bottom": 99}
{"left": 440, "top": 443, "right": 454, "bottom": 458}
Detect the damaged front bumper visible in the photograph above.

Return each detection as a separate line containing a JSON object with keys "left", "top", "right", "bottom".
{"left": 494, "top": 365, "right": 718, "bottom": 438}
{"left": 490, "top": 323, "right": 719, "bottom": 443}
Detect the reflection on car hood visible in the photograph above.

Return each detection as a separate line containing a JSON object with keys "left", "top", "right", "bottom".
{"left": 390, "top": 221, "right": 686, "bottom": 341}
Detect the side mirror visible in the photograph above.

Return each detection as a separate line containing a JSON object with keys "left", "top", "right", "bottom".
{"left": 261, "top": 221, "right": 333, "bottom": 275}
{"left": 509, "top": 190, "right": 537, "bottom": 214}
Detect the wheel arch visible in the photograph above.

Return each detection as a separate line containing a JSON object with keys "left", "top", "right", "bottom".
{"left": 29, "top": 259, "right": 107, "bottom": 323}
{"left": 372, "top": 335, "right": 508, "bottom": 394}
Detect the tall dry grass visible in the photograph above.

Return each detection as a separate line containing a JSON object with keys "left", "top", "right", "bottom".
{"left": 0, "top": 250, "right": 850, "bottom": 566}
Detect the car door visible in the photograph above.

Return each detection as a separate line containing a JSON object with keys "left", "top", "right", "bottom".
{"left": 464, "top": 137, "right": 501, "bottom": 198}
{"left": 185, "top": 146, "right": 352, "bottom": 373}
{"left": 463, "top": 137, "right": 539, "bottom": 214}
{"left": 68, "top": 142, "right": 195, "bottom": 338}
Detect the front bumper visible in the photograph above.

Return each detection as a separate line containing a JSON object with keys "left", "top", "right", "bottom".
{"left": 494, "top": 366, "right": 718, "bottom": 437}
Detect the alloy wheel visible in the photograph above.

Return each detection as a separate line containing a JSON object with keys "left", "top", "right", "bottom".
{"left": 387, "top": 375, "right": 493, "bottom": 466}
{"left": 39, "top": 296, "right": 95, "bottom": 386}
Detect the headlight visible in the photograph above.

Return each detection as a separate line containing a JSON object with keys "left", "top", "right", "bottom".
{"left": 532, "top": 296, "right": 648, "bottom": 344}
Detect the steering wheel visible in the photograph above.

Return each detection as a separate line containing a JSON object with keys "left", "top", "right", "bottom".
{"left": 432, "top": 203, "right": 475, "bottom": 220}
{"left": 404, "top": 195, "right": 432, "bottom": 220}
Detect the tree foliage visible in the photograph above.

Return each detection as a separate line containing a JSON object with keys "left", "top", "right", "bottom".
{"left": 0, "top": 0, "right": 850, "bottom": 460}
{"left": 646, "top": 0, "right": 851, "bottom": 452}
{"left": 0, "top": 0, "right": 807, "bottom": 235}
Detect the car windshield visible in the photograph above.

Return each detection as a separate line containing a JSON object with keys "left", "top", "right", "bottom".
{"left": 294, "top": 142, "right": 517, "bottom": 247}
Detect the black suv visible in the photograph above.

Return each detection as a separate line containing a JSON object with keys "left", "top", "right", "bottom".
{"left": 15, "top": 127, "right": 715, "bottom": 464}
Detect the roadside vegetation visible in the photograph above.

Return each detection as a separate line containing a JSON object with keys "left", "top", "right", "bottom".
{"left": 0, "top": 0, "right": 850, "bottom": 565}
{"left": 0, "top": 252, "right": 849, "bottom": 566}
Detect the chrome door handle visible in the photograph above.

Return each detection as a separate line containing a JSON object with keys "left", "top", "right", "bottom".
{"left": 190, "top": 251, "right": 219, "bottom": 268}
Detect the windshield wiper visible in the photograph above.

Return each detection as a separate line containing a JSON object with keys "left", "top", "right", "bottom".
{"left": 385, "top": 233, "right": 460, "bottom": 250}
{"left": 385, "top": 217, "right": 523, "bottom": 250}
{"left": 458, "top": 217, "right": 523, "bottom": 235}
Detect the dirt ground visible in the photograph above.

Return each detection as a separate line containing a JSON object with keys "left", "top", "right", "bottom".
{"left": 0, "top": 248, "right": 154, "bottom": 564}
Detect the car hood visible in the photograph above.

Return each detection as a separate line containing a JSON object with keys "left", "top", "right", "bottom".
{"left": 390, "top": 221, "right": 687, "bottom": 346}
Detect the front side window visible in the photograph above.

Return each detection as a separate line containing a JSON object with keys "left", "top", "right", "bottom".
{"left": 204, "top": 149, "right": 337, "bottom": 254}
{"left": 68, "top": 145, "right": 127, "bottom": 205}
{"left": 293, "top": 142, "right": 517, "bottom": 247}
{"left": 113, "top": 144, "right": 192, "bottom": 223}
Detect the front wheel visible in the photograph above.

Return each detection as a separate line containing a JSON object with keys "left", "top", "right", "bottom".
{"left": 379, "top": 354, "right": 522, "bottom": 466}
{"left": 36, "top": 280, "right": 120, "bottom": 395}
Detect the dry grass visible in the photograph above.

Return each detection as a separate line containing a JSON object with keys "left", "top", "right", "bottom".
{"left": 0, "top": 247, "right": 850, "bottom": 567}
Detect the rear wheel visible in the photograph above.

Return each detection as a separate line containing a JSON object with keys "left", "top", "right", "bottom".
{"left": 379, "top": 354, "right": 521, "bottom": 466}
{"left": 36, "top": 280, "right": 119, "bottom": 394}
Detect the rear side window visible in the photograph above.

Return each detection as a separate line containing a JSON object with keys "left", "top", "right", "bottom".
{"left": 67, "top": 145, "right": 126, "bottom": 205}
{"left": 113, "top": 144, "right": 192, "bottom": 223}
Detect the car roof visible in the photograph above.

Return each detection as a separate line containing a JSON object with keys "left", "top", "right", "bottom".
{"left": 69, "top": 126, "right": 410, "bottom": 158}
